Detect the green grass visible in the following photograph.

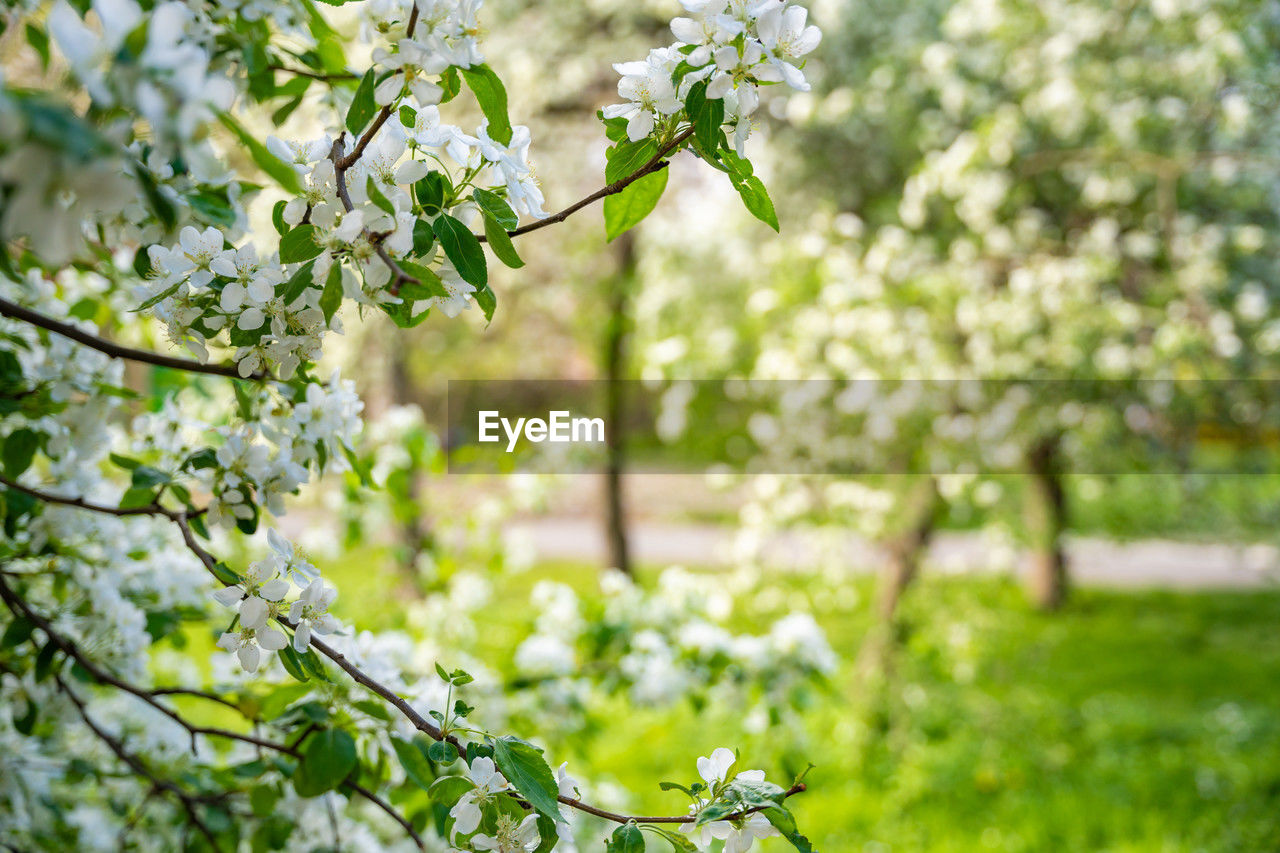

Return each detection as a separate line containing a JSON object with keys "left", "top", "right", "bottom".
{"left": 321, "top": 551, "right": 1280, "bottom": 852}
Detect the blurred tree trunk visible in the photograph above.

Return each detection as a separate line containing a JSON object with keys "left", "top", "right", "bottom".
{"left": 857, "top": 477, "right": 942, "bottom": 685}
{"left": 1026, "top": 435, "right": 1068, "bottom": 610}
{"left": 877, "top": 477, "right": 942, "bottom": 621}
{"left": 603, "top": 233, "right": 635, "bottom": 576}
{"left": 388, "top": 341, "right": 432, "bottom": 583}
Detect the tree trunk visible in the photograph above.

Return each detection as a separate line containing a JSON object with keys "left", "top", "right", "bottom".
{"left": 876, "top": 477, "right": 941, "bottom": 621}
{"left": 857, "top": 478, "right": 942, "bottom": 683}
{"left": 602, "top": 233, "right": 635, "bottom": 576}
{"left": 388, "top": 342, "right": 432, "bottom": 582}
{"left": 1026, "top": 436, "right": 1068, "bottom": 610}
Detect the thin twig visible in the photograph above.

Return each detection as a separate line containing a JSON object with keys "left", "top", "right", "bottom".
{"left": 0, "top": 297, "right": 252, "bottom": 380}
{"left": 490, "top": 126, "right": 696, "bottom": 242}
{"left": 0, "top": 475, "right": 202, "bottom": 520}
{"left": 0, "top": 577, "right": 427, "bottom": 851}
{"left": 11, "top": 468, "right": 808, "bottom": 827}
{"left": 51, "top": 675, "right": 227, "bottom": 853}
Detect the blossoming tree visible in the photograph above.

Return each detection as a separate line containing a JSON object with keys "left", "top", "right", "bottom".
{"left": 0, "top": 0, "right": 823, "bottom": 849}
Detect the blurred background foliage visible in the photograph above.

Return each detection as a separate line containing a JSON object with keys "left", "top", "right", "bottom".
{"left": 125, "top": 0, "right": 1280, "bottom": 848}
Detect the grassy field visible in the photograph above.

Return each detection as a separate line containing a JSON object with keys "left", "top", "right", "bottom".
{"left": 320, "top": 550, "right": 1280, "bottom": 852}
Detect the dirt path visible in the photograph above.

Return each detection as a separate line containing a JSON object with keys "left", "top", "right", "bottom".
{"left": 509, "top": 517, "right": 1280, "bottom": 589}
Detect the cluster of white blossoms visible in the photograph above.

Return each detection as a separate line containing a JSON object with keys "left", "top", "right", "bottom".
{"left": 214, "top": 530, "right": 339, "bottom": 671}
{"left": 606, "top": 0, "right": 821, "bottom": 148}
{"left": 681, "top": 748, "right": 780, "bottom": 853}
{"left": 48, "top": 0, "right": 236, "bottom": 146}
{"left": 0, "top": 0, "right": 825, "bottom": 847}
{"left": 511, "top": 569, "right": 836, "bottom": 715}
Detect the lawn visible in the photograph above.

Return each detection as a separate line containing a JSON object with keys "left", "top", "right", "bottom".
{"left": 319, "top": 549, "right": 1280, "bottom": 852}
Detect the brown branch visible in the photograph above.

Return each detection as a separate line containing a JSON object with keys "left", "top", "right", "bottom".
{"left": 329, "top": 137, "right": 419, "bottom": 295}
{"left": 11, "top": 473, "right": 809, "bottom": 828}
{"left": 269, "top": 63, "right": 357, "bottom": 82}
{"left": 0, "top": 297, "right": 254, "bottom": 380}
{"left": 334, "top": 4, "right": 419, "bottom": 171}
{"left": 488, "top": 125, "right": 696, "bottom": 242}
{"left": 51, "top": 674, "right": 227, "bottom": 853}
{"left": 0, "top": 475, "right": 202, "bottom": 521}
{"left": 0, "top": 576, "right": 426, "bottom": 851}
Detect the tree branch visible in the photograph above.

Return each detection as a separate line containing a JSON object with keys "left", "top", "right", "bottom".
{"left": 0, "top": 297, "right": 253, "bottom": 380}
{"left": 0, "top": 475, "right": 200, "bottom": 521}
{"left": 335, "top": 4, "right": 419, "bottom": 171}
{"left": 0, "top": 575, "right": 426, "bottom": 851}
{"left": 7, "top": 473, "right": 808, "bottom": 828}
{"left": 488, "top": 126, "right": 696, "bottom": 243}
{"left": 51, "top": 674, "right": 227, "bottom": 853}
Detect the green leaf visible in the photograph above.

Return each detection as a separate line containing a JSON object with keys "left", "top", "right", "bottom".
{"left": 1, "top": 616, "right": 35, "bottom": 648}
{"left": 280, "top": 225, "right": 323, "bottom": 263}
{"left": 762, "top": 806, "right": 814, "bottom": 853}
{"left": 471, "top": 189, "right": 517, "bottom": 230}
{"left": 391, "top": 736, "right": 436, "bottom": 791}
{"left": 696, "top": 778, "right": 788, "bottom": 824}
{"left": 411, "top": 218, "right": 436, "bottom": 256}
{"left": 606, "top": 823, "right": 645, "bottom": 853}
{"left": 295, "top": 729, "right": 357, "bottom": 796}
{"left": 219, "top": 112, "right": 304, "bottom": 195}
{"left": 685, "top": 80, "right": 725, "bottom": 154}
{"left": 733, "top": 175, "right": 779, "bottom": 231}
{"left": 272, "top": 200, "right": 289, "bottom": 236}
{"left": 428, "top": 774, "right": 472, "bottom": 806}
{"left": 25, "top": 23, "right": 50, "bottom": 69}
{"left": 604, "top": 168, "right": 668, "bottom": 241}
{"left": 651, "top": 828, "right": 699, "bottom": 852}
{"left": 345, "top": 69, "right": 378, "bottom": 135}
{"left": 490, "top": 736, "right": 561, "bottom": 822}
{"left": 3, "top": 429, "right": 39, "bottom": 478}
{"left": 130, "top": 465, "right": 169, "bottom": 488}
{"left": 427, "top": 740, "right": 455, "bottom": 762}
{"left": 606, "top": 138, "right": 658, "bottom": 183}
{"left": 319, "top": 263, "right": 343, "bottom": 323}
{"left": 278, "top": 645, "right": 311, "bottom": 683}
{"left": 483, "top": 216, "right": 523, "bottom": 269}
{"left": 460, "top": 64, "right": 512, "bottom": 146}
{"left": 432, "top": 213, "right": 487, "bottom": 287}
{"left": 279, "top": 259, "right": 318, "bottom": 305}
{"left": 366, "top": 175, "right": 396, "bottom": 216}
{"left": 473, "top": 285, "right": 496, "bottom": 324}
{"left": 415, "top": 171, "right": 448, "bottom": 215}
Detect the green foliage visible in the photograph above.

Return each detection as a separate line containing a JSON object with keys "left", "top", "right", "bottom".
{"left": 279, "top": 225, "right": 322, "bottom": 263}
{"left": 607, "top": 823, "right": 644, "bottom": 852}
{"left": 604, "top": 168, "right": 668, "bottom": 241}
{"left": 346, "top": 69, "right": 378, "bottom": 134}
{"left": 490, "top": 736, "right": 562, "bottom": 821}
{"left": 219, "top": 113, "right": 304, "bottom": 195}
{"left": 460, "top": 65, "right": 512, "bottom": 146}
{"left": 294, "top": 729, "right": 357, "bottom": 796}
{"left": 432, "top": 212, "right": 487, "bottom": 287}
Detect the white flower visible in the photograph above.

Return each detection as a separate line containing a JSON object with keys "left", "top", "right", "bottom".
{"left": 266, "top": 135, "right": 333, "bottom": 174}
{"left": 705, "top": 42, "right": 782, "bottom": 116}
{"left": 288, "top": 579, "right": 339, "bottom": 651}
{"left": 449, "top": 756, "right": 509, "bottom": 838}
{"left": 178, "top": 225, "right": 224, "bottom": 288}
{"left": 471, "top": 814, "right": 541, "bottom": 852}
{"left": 697, "top": 747, "right": 737, "bottom": 786}
{"left": 420, "top": 259, "right": 476, "bottom": 319}
{"left": 602, "top": 56, "right": 682, "bottom": 141}
{"left": 407, "top": 105, "right": 480, "bottom": 165}
{"left": 371, "top": 38, "right": 448, "bottom": 106}
{"left": 722, "top": 813, "right": 779, "bottom": 853}
{"left": 756, "top": 3, "right": 821, "bottom": 90}
{"left": 556, "top": 762, "right": 579, "bottom": 798}
{"left": 212, "top": 559, "right": 288, "bottom": 634}
{"left": 215, "top": 624, "right": 288, "bottom": 672}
